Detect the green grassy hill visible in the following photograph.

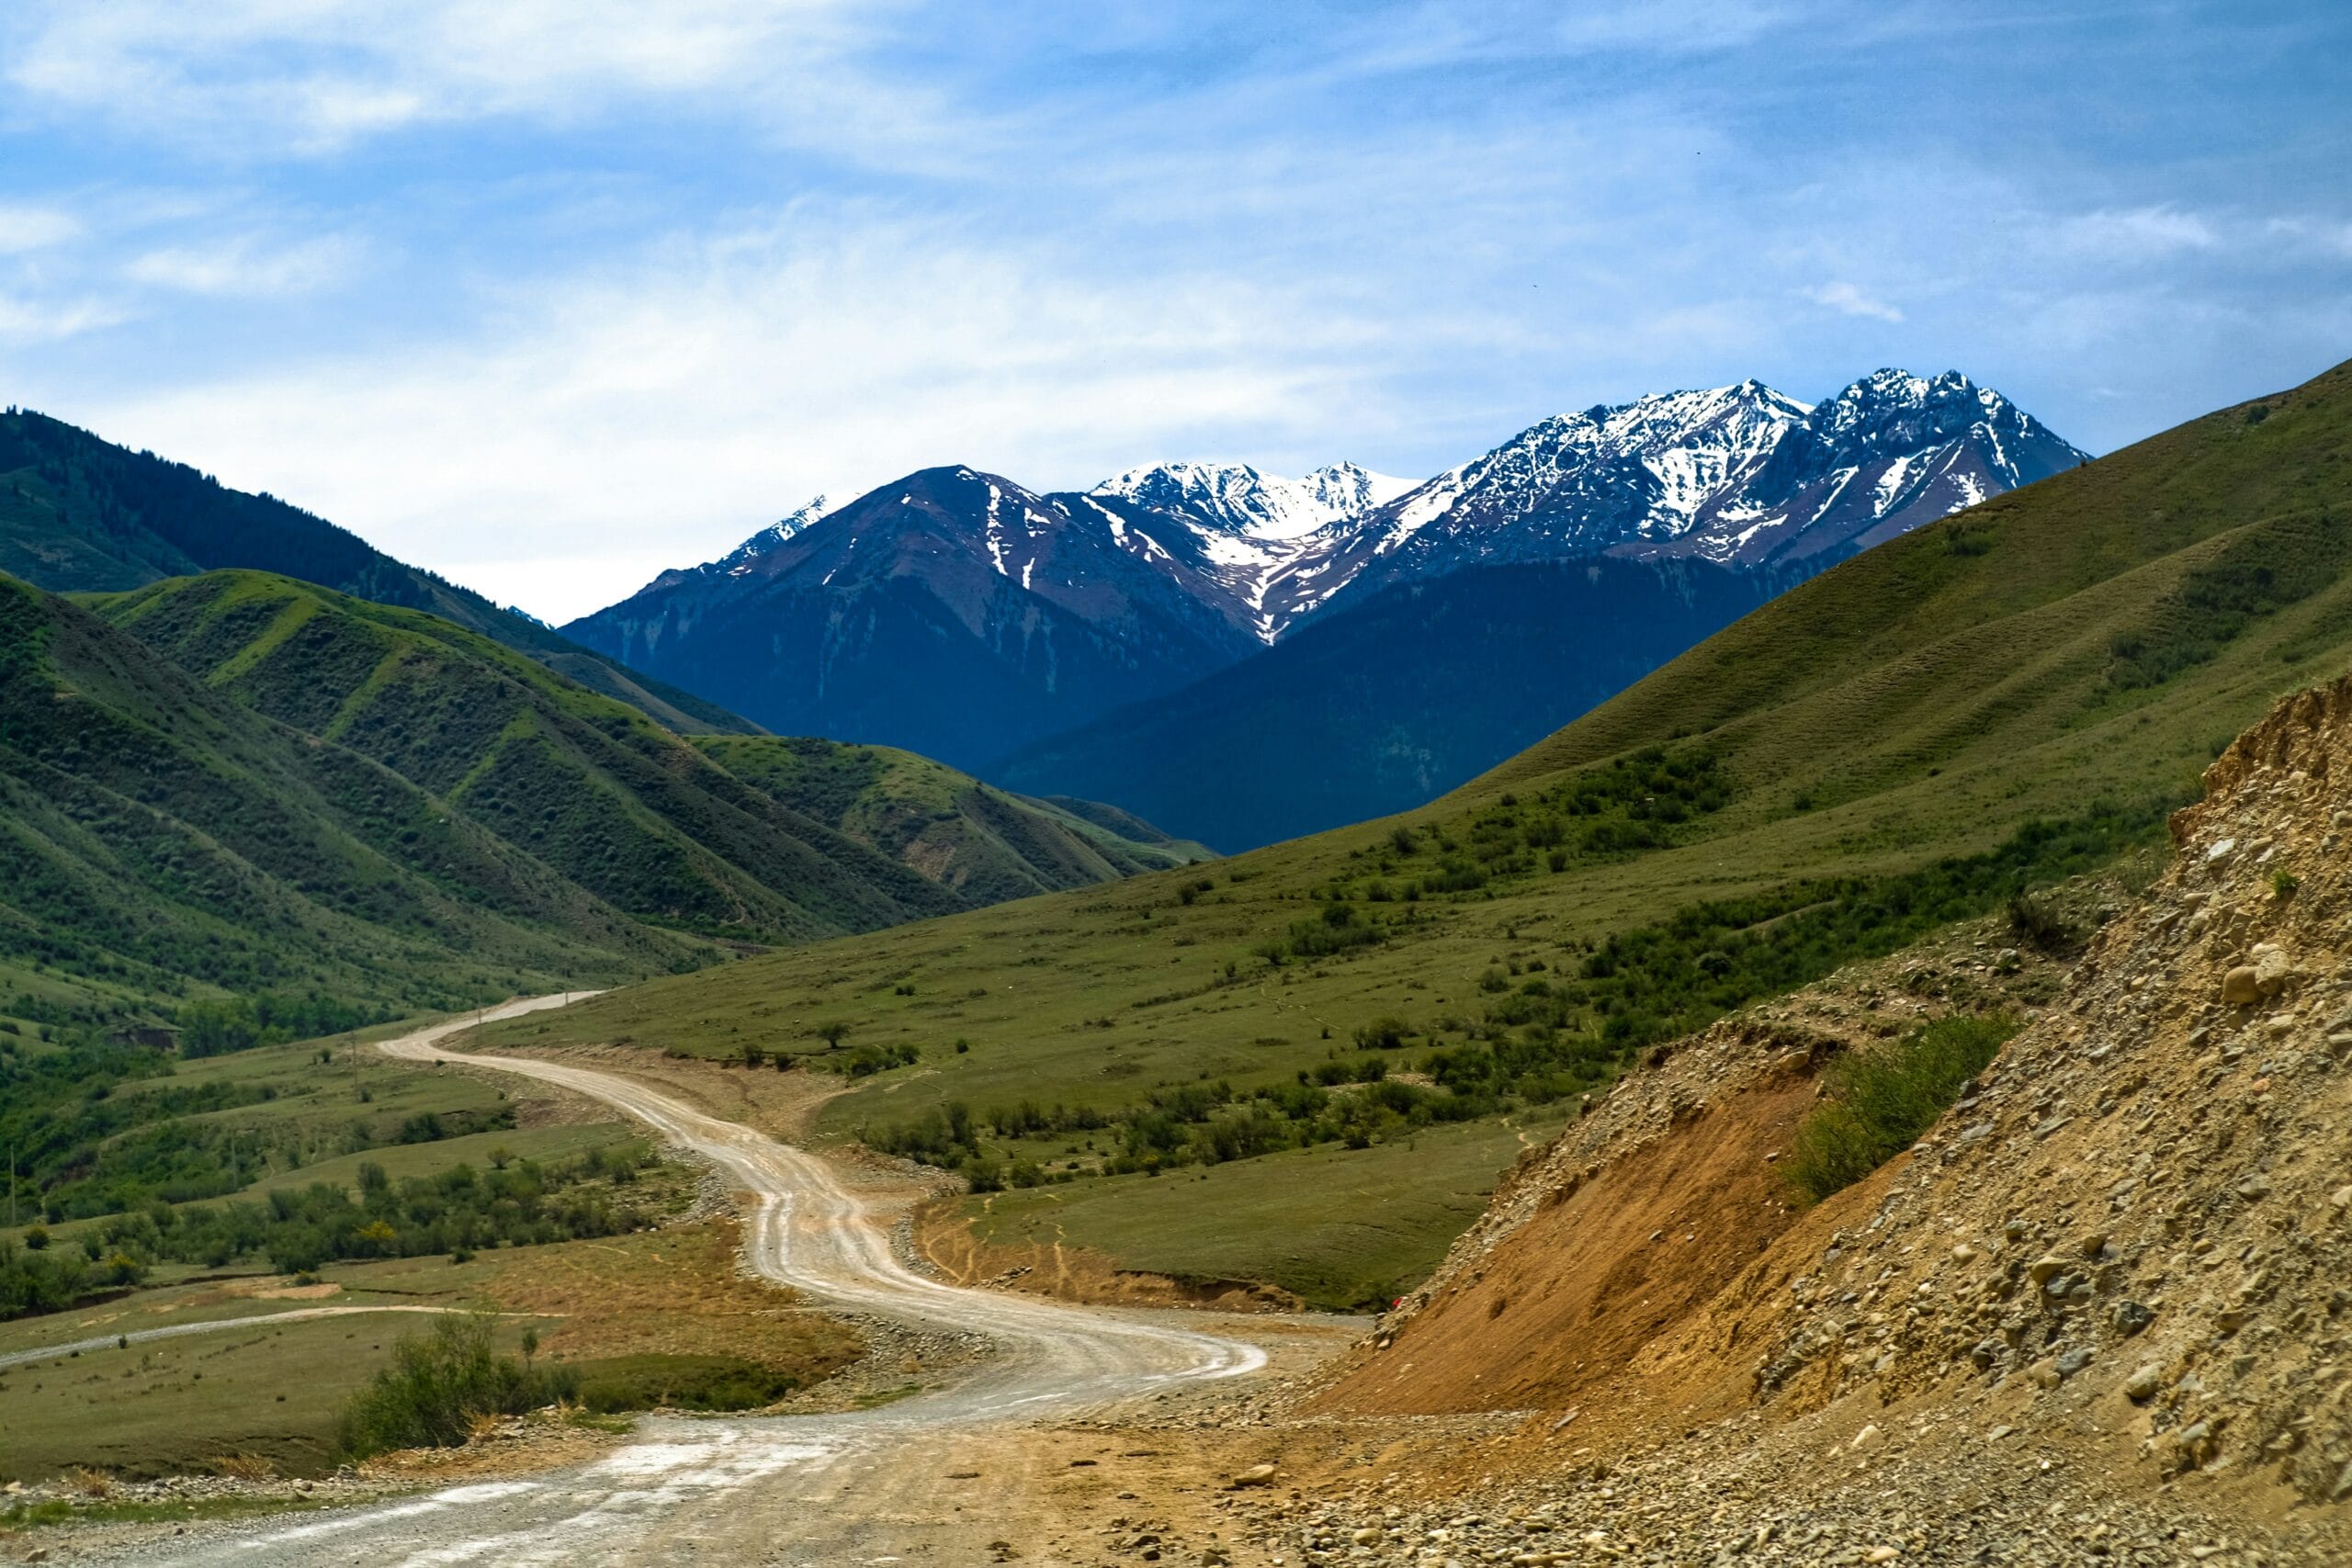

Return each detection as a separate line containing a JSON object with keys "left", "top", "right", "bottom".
{"left": 0, "top": 407, "right": 757, "bottom": 736}
{"left": 90, "top": 571, "right": 967, "bottom": 947}
{"left": 694, "top": 735, "right": 1211, "bottom": 904}
{"left": 0, "top": 575, "right": 693, "bottom": 1032}
{"left": 478, "top": 357, "right": 2352, "bottom": 1307}
{"left": 87, "top": 570, "right": 1206, "bottom": 947}
{"left": 0, "top": 565, "right": 1206, "bottom": 1042}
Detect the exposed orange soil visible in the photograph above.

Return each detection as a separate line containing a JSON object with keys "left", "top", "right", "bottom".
{"left": 1319, "top": 1063, "right": 1826, "bottom": 1417}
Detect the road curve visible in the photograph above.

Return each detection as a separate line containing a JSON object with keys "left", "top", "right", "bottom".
{"left": 122, "top": 996, "right": 1267, "bottom": 1566}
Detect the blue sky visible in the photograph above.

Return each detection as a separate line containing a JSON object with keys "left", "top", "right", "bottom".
{"left": 2, "top": 1, "right": 2346, "bottom": 623}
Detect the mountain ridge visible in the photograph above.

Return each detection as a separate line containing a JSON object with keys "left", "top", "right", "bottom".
{"left": 565, "top": 367, "right": 2082, "bottom": 768}
{"left": 0, "top": 406, "right": 763, "bottom": 738}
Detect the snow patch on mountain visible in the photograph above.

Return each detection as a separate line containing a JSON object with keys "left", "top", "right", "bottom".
{"left": 716, "top": 495, "right": 830, "bottom": 577}
{"left": 1091, "top": 459, "right": 1411, "bottom": 541}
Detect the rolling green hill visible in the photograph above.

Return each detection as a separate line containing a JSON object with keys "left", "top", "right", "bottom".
{"left": 478, "top": 356, "right": 2352, "bottom": 1307}
{"left": 691, "top": 736, "right": 1212, "bottom": 904}
{"left": 91, "top": 570, "right": 968, "bottom": 946}
{"left": 0, "top": 407, "right": 757, "bottom": 736}
{"left": 0, "top": 564, "right": 1211, "bottom": 1041}
{"left": 87, "top": 571, "right": 1208, "bottom": 945}
{"left": 0, "top": 573, "right": 695, "bottom": 1032}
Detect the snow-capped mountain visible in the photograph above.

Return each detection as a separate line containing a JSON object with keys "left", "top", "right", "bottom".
{"left": 1093, "top": 460, "right": 1411, "bottom": 540}
{"left": 566, "top": 467, "right": 1266, "bottom": 770}
{"left": 563, "top": 367, "right": 2083, "bottom": 768}
{"left": 1659, "top": 368, "right": 2086, "bottom": 569}
{"left": 1083, "top": 460, "right": 1416, "bottom": 641}
{"left": 717, "top": 494, "right": 831, "bottom": 572}
{"left": 1269, "top": 369, "right": 2086, "bottom": 626}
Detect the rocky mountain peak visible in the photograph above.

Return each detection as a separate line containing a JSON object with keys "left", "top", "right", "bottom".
{"left": 1092, "top": 459, "right": 1409, "bottom": 540}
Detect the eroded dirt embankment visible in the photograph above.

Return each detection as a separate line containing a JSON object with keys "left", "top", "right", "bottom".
{"left": 1289, "top": 671, "right": 2352, "bottom": 1562}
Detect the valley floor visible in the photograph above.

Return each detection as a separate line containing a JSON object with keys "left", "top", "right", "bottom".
{"left": 23, "top": 954, "right": 2347, "bottom": 1566}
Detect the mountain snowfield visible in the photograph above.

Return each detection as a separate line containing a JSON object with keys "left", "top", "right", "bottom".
{"left": 1236, "top": 368, "right": 2084, "bottom": 634}
{"left": 1092, "top": 459, "right": 1413, "bottom": 540}
{"left": 561, "top": 367, "right": 2085, "bottom": 769}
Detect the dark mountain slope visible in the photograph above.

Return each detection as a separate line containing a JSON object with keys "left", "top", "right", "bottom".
{"left": 565, "top": 465, "right": 1261, "bottom": 769}
{"left": 0, "top": 407, "right": 757, "bottom": 736}
{"left": 993, "top": 557, "right": 1782, "bottom": 851}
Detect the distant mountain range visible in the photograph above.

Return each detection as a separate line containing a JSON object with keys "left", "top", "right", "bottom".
{"left": 563, "top": 368, "right": 2086, "bottom": 829}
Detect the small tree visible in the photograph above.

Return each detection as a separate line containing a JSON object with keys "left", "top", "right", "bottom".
{"left": 815, "top": 1021, "right": 851, "bottom": 1050}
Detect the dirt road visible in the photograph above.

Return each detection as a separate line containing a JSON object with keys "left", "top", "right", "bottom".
{"left": 116, "top": 998, "right": 1272, "bottom": 1566}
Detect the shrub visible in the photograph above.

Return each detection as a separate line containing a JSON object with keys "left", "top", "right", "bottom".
{"left": 1782, "top": 1014, "right": 2018, "bottom": 1204}
{"left": 571, "top": 1353, "right": 797, "bottom": 1414}
{"left": 338, "top": 1315, "right": 577, "bottom": 1458}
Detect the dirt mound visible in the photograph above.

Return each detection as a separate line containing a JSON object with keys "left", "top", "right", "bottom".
{"left": 1314, "top": 917, "right": 2072, "bottom": 1421}
{"left": 1312, "top": 671, "right": 2352, "bottom": 1541}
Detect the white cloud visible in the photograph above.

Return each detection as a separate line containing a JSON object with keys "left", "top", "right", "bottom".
{"left": 85, "top": 216, "right": 1422, "bottom": 623}
{"left": 0, "top": 204, "right": 82, "bottom": 254}
{"left": 3, "top": 0, "right": 948, "bottom": 160}
{"left": 124, "top": 234, "right": 363, "bottom": 298}
{"left": 1804, "top": 280, "right": 1904, "bottom": 322}
{"left": 2263, "top": 215, "right": 2352, "bottom": 260}
{"left": 0, "top": 292, "right": 127, "bottom": 343}
{"left": 2056, "top": 205, "right": 2219, "bottom": 261}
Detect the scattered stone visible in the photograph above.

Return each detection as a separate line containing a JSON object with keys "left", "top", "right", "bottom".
{"left": 2222, "top": 967, "right": 2263, "bottom": 1005}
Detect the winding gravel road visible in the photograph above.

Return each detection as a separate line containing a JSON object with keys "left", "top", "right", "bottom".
{"left": 118, "top": 997, "right": 1268, "bottom": 1566}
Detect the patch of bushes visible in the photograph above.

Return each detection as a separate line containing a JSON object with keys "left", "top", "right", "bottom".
{"left": 339, "top": 1314, "right": 576, "bottom": 1458}
{"left": 1781, "top": 1014, "right": 2019, "bottom": 1203}
{"left": 570, "top": 1352, "right": 801, "bottom": 1414}
{"left": 25, "top": 1144, "right": 659, "bottom": 1308}
{"left": 176, "top": 992, "right": 390, "bottom": 1058}
{"left": 2100, "top": 510, "right": 2348, "bottom": 694}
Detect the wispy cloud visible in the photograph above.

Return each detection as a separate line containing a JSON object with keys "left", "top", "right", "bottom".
{"left": 0, "top": 203, "right": 82, "bottom": 254}
{"left": 124, "top": 234, "right": 363, "bottom": 298}
{"left": 0, "top": 291, "right": 126, "bottom": 343}
{"left": 91, "top": 212, "right": 1427, "bottom": 621}
{"left": 1804, "top": 280, "right": 1904, "bottom": 322}
{"left": 3, "top": 0, "right": 943, "bottom": 159}
{"left": 2056, "top": 205, "right": 2220, "bottom": 261}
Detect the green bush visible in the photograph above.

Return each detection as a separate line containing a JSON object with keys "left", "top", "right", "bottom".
{"left": 570, "top": 1352, "right": 799, "bottom": 1414}
{"left": 338, "top": 1315, "right": 577, "bottom": 1458}
{"left": 1782, "top": 1014, "right": 2019, "bottom": 1204}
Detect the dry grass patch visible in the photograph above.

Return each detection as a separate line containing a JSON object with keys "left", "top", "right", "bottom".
{"left": 474, "top": 1217, "right": 862, "bottom": 1382}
